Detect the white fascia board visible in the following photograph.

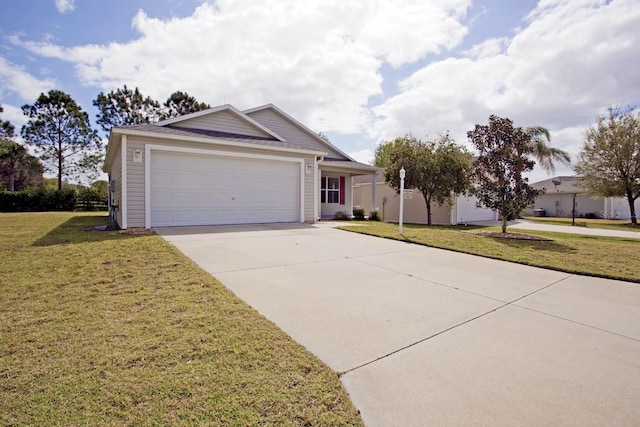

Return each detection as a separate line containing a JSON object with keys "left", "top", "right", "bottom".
{"left": 111, "top": 127, "right": 324, "bottom": 157}
{"left": 103, "top": 131, "right": 121, "bottom": 172}
{"left": 243, "top": 104, "right": 358, "bottom": 162}
{"left": 155, "top": 104, "right": 287, "bottom": 142}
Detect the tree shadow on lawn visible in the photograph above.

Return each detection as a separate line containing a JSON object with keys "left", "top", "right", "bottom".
{"left": 488, "top": 235, "right": 576, "bottom": 254}
{"left": 32, "top": 215, "right": 152, "bottom": 247}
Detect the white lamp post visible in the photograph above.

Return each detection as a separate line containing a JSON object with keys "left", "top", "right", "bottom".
{"left": 399, "top": 167, "right": 405, "bottom": 234}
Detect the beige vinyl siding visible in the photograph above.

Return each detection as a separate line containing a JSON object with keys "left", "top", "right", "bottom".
{"left": 354, "top": 183, "right": 452, "bottom": 224}
{"left": 246, "top": 109, "right": 344, "bottom": 158}
{"left": 124, "top": 135, "right": 316, "bottom": 227}
{"left": 126, "top": 140, "right": 146, "bottom": 228}
{"left": 177, "top": 110, "right": 273, "bottom": 138}
{"left": 526, "top": 193, "right": 604, "bottom": 218}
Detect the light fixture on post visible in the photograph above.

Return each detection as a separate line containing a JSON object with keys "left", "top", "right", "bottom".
{"left": 399, "top": 166, "right": 405, "bottom": 234}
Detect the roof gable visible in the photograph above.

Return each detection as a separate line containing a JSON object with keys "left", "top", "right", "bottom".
{"left": 244, "top": 104, "right": 354, "bottom": 161}
{"left": 156, "top": 104, "right": 284, "bottom": 141}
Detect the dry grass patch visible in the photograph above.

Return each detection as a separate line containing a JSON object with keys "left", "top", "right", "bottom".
{"left": 339, "top": 221, "right": 640, "bottom": 283}
{"left": 473, "top": 231, "right": 552, "bottom": 241}
{"left": 0, "top": 212, "right": 363, "bottom": 426}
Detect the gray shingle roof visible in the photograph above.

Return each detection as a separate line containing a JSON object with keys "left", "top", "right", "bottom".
{"left": 530, "top": 176, "right": 584, "bottom": 193}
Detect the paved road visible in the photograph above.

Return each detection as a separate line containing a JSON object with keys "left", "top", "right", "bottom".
{"left": 158, "top": 223, "right": 640, "bottom": 426}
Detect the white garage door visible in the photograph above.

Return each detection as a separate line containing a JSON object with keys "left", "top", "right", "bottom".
{"left": 456, "top": 195, "right": 497, "bottom": 223}
{"left": 150, "top": 151, "right": 300, "bottom": 227}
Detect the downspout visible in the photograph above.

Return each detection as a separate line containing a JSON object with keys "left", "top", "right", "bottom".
{"left": 350, "top": 176, "right": 354, "bottom": 217}
{"left": 315, "top": 155, "right": 324, "bottom": 221}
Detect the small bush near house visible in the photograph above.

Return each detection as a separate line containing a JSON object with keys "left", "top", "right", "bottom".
{"left": 369, "top": 210, "right": 381, "bottom": 221}
{"left": 334, "top": 210, "right": 350, "bottom": 220}
{"left": 352, "top": 207, "right": 365, "bottom": 220}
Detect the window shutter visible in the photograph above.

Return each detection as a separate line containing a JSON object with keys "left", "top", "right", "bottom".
{"left": 339, "top": 176, "right": 345, "bottom": 205}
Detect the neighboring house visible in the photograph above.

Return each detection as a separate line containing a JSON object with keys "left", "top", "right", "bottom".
{"left": 524, "top": 176, "right": 640, "bottom": 219}
{"left": 352, "top": 171, "right": 497, "bottom": 225}
{"left": 103, "top": 104, "right": 378, "bottom": 229}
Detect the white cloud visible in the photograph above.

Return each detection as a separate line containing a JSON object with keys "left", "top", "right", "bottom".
{"left": 347, "top": 148, "right": 375, "bottom": 165}
{"left": 55, "top": 0, "right": 75, "bottom": 14}
{"left": 0, "top": 103, "right": 28, "bottom": 130}
{"left": 13, "top": 0, "right": 471, "bottom": 135}
{"left": 0, "top": 57, "right": 55, "bottom": 101}
{"left": 372, "top": 0, "right": 640, "bottom": 177}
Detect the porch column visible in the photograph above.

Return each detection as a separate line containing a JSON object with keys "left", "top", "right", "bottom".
{"left": 317, "top": 166, "right": 321, "bottom": 220}
{"left": 371, "top": 172, "right": 376, "bottom": 215}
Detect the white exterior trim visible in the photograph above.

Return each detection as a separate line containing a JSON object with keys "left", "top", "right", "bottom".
{"left": 121, "top": 135, "right": 128, "bottom": 229}
{"left": 144, "top": 144, "right": 305, "bottom": 228}
{"left": 112, "top": 128, "right": 323, "bottom": 157}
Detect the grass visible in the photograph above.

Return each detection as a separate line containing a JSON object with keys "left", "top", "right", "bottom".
{"left": 0, "top": 212, "right": 363, "bottom": 426}
{"left": 522, "top": 215, "right": 640, "bottom": 232}
{"left": 338, "top": 221, "right": 640, "bottom": 283}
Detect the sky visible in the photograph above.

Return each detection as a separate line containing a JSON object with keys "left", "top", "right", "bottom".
{"left": 1, "top": 0, "right": 639, "bottom": 183}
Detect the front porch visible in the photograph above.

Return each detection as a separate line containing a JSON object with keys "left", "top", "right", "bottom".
{"left": 317, "top": 159, "right": 379, "bottom": 220}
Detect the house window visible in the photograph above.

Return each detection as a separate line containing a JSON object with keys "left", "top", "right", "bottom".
{"left": 321, "top": 176, "right": 345, "bottom": 204}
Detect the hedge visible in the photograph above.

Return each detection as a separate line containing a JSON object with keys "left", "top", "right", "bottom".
{"left": 0, "top": 188, "right": 77, "bottom": 212}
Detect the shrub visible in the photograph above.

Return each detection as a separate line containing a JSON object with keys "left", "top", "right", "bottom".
{"left": 334, "top": 211, "right": 350, "bottom": 220}
{"left": 369, "top": 210, "right": 381, "bottom": 221}
{"left": 352, "top": 208, "right": 365, "bottom": 220}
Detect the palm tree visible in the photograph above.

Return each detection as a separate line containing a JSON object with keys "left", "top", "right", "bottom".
{"left": 524, "top": 126, "right": 571, "bottom": 174}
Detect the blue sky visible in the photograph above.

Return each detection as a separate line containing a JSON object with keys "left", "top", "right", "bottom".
{"left": 1, "top": 0, "right": 639, "bottom": 183}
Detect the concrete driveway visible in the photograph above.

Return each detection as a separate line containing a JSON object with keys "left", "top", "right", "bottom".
{"left": 157, "top": 223, "right": 640, "bottom": 426}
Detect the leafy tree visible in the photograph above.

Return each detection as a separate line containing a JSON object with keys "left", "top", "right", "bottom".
{"left": 375, "top": 134, "right": 472, "bottom": 226}
{"left": 373, "top": 138, "right": 396, "bottom": 168}
{"left": 77, "top": 180, "right": 109, "bottom": 210}
{"left": 524, "top": 126, "right": 571, "bottom": 174}
{"left": 0, "top": 105, "right": 43, "bottom": 191}
{"left": 468, "top": 115, "right": 541, "bottom": 233}
{"left": 21, "top": 90, "right": 102, "bottom": 191}
{"left": 93, "top": 85, "right": 162, "bottom": 135}
{"left": 162, "top": 91, "right": 210, "bottom": 119}
{"left": 574, "top": 106, "right": 640, "bottom": 225}
{"left": 0, "top": 139, "right": 43, "bottom": 191}
{"left": 43, "top": 177, "right": 78, "bottom": 191}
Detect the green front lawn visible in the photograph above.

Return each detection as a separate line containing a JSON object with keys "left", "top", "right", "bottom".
{"left": 522, "top": 215, "right": 640, "bottom": 232}
{"left": 339, "top": 221, "right": 640, "bottom": 283}
{"left": 0, "top": 212, "right": 363, "bottom": 426}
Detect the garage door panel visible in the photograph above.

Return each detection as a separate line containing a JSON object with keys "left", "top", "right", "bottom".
{"left": 150, "top": 152, "right": 300, "bottom": 227}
